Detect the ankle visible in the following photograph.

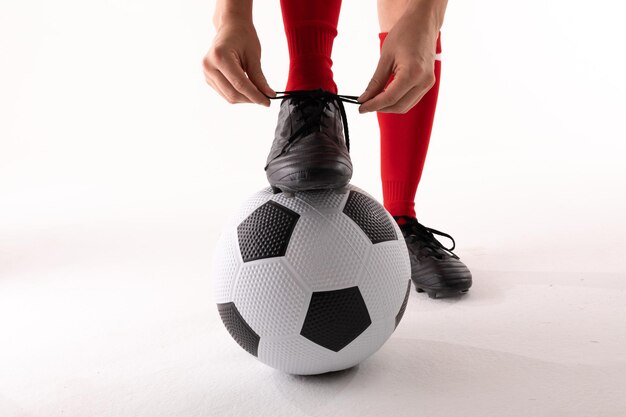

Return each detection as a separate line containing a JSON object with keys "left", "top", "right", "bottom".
{"left": 284, "top": 24, "right": 338, "bottom": 93}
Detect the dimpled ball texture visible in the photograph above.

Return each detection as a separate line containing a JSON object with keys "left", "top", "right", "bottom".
{"left": 211, "top": 184, "right": 411, "bottom": 375}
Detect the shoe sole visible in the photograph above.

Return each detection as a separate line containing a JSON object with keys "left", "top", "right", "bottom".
{"left": 413, "top": 278, "right": 472, "bottom": 299}
{"left": 269, "top": 167, "right": 351, "bottom": 194}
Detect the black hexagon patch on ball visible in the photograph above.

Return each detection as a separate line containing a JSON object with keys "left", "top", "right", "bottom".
{"left": 237, "top": 201, "right": 300, "bottom": 262}
{"left": 342, "top": 191, "right": 397, "bottom": 244}
{"left": 217, "top": 302, "right": 260, "bottom": 357}
{"left": 300, "top": 286, "right": 372, "bottom": 352}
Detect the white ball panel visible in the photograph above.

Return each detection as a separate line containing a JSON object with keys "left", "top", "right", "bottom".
{"left": 296, "top": 189, "right": 348, "bottom": 210}
{"left": 360, "top": 241, "right": 411, "bottom": 322}
{"left": 325, "top": 212, "right": 373, "bottom": 256}
{"left": 285, "top": 211, "right": 365, "bottom": 291}
{"left": 211, "top": 227, "right": 241, "bottom": 304}
{"left": 233, "top": 260, "right": 309, "bottom": 338}
{"left": 258, "top": 335, "right": 339, "bottom": 375}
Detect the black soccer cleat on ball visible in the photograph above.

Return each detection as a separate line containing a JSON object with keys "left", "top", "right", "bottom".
{"left": 395, "top": 216, "right": 472, "bottom": 299}
{"left": 265, "top": 89, "right": 359, "bottom": 193}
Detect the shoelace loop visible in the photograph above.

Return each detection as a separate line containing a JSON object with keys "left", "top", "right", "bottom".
{"left": 265, "top": 89, "right": 360, "bottom": 170}
{"left": 399, "top": 217, "right": 459, "bottom": 260}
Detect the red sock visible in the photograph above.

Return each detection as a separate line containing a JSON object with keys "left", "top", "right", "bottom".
{"left": 280, "top": 0, "right": 342, "bottom": 93}
{"left": 377, "top": 32, "right": 442, "bottom": 218}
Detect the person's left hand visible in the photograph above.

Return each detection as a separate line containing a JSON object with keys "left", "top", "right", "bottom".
{"left": 358, "top": 14, "right": 439, "bottom": 114}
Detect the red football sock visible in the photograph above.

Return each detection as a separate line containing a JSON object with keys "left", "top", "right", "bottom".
{"left": 377, "top": 32, "right": 442, "bottom": 218}
{"left": 280, "top": 0, "right": 342, "bottom": 93}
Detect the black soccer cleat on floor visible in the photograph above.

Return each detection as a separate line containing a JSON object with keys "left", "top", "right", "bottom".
{"left": 395, "top": 216, "right": 472, "bottom": 299}
{"left": 265, "top": 89, "right": 359, "bottom": 193}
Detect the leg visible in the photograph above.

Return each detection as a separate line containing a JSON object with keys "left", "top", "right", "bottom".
{"left": 280, "top": 0, "right": 342, "bottom": 93}
{"left": 376, "top": 0, "right": 471, "bottom": 298}
{"left": 377, "top": 0, "right": 442, "bottom": 218}
{"left": 265, "top": 1, "right": 352, "bottom": 192}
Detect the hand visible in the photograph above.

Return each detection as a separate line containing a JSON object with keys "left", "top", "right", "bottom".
{"left": 203, "top": 21, "right": 275, "bottom": 106}
{"left": 358, "top": 14, "right": 439, "bottom": 114}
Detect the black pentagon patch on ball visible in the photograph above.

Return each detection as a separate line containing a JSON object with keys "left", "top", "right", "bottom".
{"left": 217, "top": 302, "right": 260, "bottom": 357}
{"left": 394, "top": 279, "right": 411, "bottom": 329}
{"left": 342, "top": 191, "right": 397, "bottom": 244}
{"left": 237, "top": 201, "right": 300, "bottom": 262}
{"left": 300, "top": 286, "right": 371, "bottom": 352}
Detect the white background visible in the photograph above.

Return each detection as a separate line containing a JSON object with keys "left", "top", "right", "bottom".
{"left": 1, "top": 0, "right": 625, "bottom": 416}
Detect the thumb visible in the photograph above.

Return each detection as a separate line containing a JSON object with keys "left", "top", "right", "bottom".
{"left": 247, "top": 61, "right": 275, "bottom": 98}
{"left": 358, "top": 55, "right": 392, "bottom": 103}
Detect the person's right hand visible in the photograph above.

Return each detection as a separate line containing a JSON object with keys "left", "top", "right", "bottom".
{"left": 203, "top": 22, "right": 275, "bottom": 106}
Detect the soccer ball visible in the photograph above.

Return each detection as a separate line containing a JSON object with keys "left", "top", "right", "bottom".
{"left": 211, "top": 184, "right": 411, "bottom": 375}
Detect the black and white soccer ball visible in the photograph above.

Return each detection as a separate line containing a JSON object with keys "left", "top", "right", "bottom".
{"left": 211, "top": 184, "right": 411, "bottom": 375}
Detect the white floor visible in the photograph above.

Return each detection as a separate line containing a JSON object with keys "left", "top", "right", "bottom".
{"left": 1, "top": 206, "right": 625, "bottom": 417}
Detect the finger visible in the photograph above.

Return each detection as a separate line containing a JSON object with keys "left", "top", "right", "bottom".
{"left": 208, "top": 68, "right": 251, "bottom": 104}
{"left": 205, "top": 75, "right": 233, "bottom": 104}
{"left": 204, "top": 75, "right": 219, "bottom": 95}
{"left": 203, "top": 57, "right": 239, "bottom": 103}
{"left": 377, "top": 85, "right": 424, "bottom": 114}
{"left": 217, "top": 52, "right": 270, "bottom": 106}
{"left": 357, "top": 55, "right": 393, "bottom": 104}
{"left": 359, "top": 69, "right": 416, "bottom": 113}
{"left": 203, "top": 60, "right": 227, "bottom": 98}
{"left": 246, "top": 61, "right": 275, "bottom": 99}
{"left": 358, "top": 75, "right": 410, "bottom": 113}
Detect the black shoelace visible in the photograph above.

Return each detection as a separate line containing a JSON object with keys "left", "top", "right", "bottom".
{"left": 396, "top": 216, "right": 459, "bottom": 260}
{"left": 264, "top": 89, "right": 360, "bottom": 169}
